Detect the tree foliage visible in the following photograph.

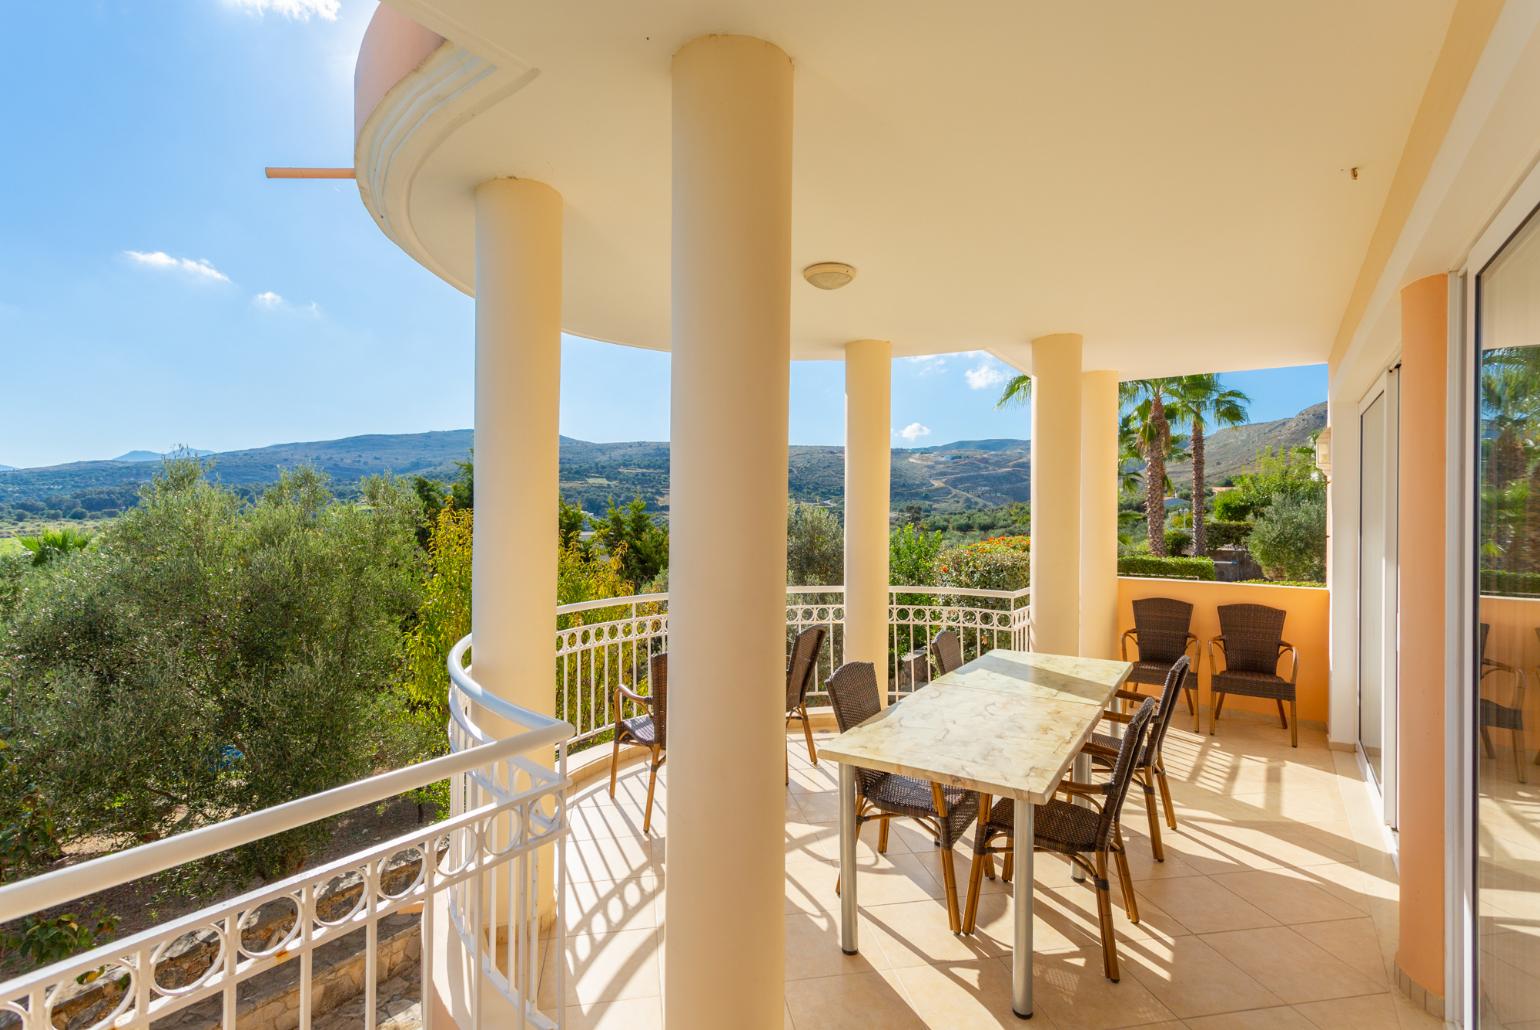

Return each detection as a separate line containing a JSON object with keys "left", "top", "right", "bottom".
{"left": 1248, "top": 492, "right": 1327, "bottom": 582}
{"left": 786, "top": 502, "right": 843, "bottom": 587}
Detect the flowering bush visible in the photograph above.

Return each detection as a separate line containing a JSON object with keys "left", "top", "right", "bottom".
{"left": 936, "top": 535, "right": 1031, "bottom": 591}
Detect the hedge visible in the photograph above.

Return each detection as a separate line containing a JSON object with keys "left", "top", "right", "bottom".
{"left": 1481, "top": 569, "right": 1540, "bottom": 597}
{"left": 1118, "top": 555, "right": 1217, "bottom": 581}
{"left": 1204, "top": 520, "right": 1252, "bottom": 549}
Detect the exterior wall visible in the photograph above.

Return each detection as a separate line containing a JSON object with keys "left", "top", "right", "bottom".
{"left": 1115, "top": 578, "right": 1330, "bottom": 724}
{"left": 1397, "top": 272, "right": 1450, "bottom": 1003}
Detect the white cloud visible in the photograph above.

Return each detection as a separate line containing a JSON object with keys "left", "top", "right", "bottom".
{"left": 897, "top": 422, "right": 932, "bottom": 443}
{"left": 252, "top": 290, "right": 321, "bottom": 317}
{"left": 223, "top": 0, "right": 341, "bottom": 21}
{"left": 901, "top": 355, "right": 948, "bottom": 376}
{"left": 964, "top": 363, "right": 1008, "bottom": 391}
{"left": 124, "top": 250, "right": 231, "bottom": 284}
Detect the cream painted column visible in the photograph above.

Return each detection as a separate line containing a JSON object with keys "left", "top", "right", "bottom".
{"left": 470, "top": 177, "right": 562, "bottom": 735}
{"left": 1079, "top": 370, "right": 1120, "bottom": 658}
{"left": 666, "top": 35, "right": 792, "bottom": 1030}
{"left": 1029, "top": 334, "right": 1083, "bottom": 655}
{"left": 845, "top": 340, "right": 893, "bottom": 700}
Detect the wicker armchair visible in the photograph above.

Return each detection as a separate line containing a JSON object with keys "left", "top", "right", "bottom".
{"left": 1121, "top": 597, "right": 1201, "bottom": 731}
{"left": 930, "top": 629, "right": 964, "bottom": 677}
{"left": 1479, "top": 623, "right": 1528, "bottom": 783}
{"left": 608, "top": 651, "right": 667, "bottom": 833}
{"left": 963, "top": 698, "right": 1158, "bottom": 982}
{"left": 1082, "top": 656, "right": 1190, "bottom": 861}
{"left": 1208, "top": 603, "right": 1299, "bottom": 747}
{"left": 785, "top": 625, "right": 827, "bottom": 783}
{"left": 826, "top": 661, "right": 980, "bottom": 933}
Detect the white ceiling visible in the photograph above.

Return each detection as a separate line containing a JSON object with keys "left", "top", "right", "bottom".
{"left": 372, "top": 0, "right": 1456, "bottom": 374}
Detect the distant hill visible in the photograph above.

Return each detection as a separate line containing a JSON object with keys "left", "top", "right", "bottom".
{"left": 0, "top": 402, "right": 1325, "bottom": 522}
{"left": 112, "top": 448, "right": 215, "bottom": 463}
{"left": 0, "top": 465, "right": 13, "bottom": 473}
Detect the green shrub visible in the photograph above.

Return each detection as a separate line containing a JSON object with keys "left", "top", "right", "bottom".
{"left": 1118, "top": 555, "right": 1217, "bottom": 580}
{"left": 1249, "top": 493, "right": 1327, "bottom": 582}
{"left": 1480, "top": 569, "right": 1540, "bottom": 596}
{"left": 937, "top": 536, "right": 1031, "bottom": 591}
{"left": 787, "top": 502, "right": 843, "bottom": 586}
{"left": 1, "top": 909, "right": 119, "bottom": 968}
{"left": 1210, "top": 490, "right": 1255, "bottom": 522}
{"left": 1164, "top": 528, "right": 1192, "bottom": 556}
{"left": 889, "top": 523, "right": 943, "bottom": 586}
{"left": 1205, "top": 520, "right": 1252, "bottom": 549}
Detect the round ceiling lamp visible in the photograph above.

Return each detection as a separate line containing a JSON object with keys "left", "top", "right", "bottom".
{"left": 803, "top": 261, "right": 857, "bottom": 290}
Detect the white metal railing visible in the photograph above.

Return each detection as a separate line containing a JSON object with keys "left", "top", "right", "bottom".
{"left": 556, "top": 584, "right": 1031, "bottom": 745}
{"left": 0, "top": 639, "right": 572, "bottom": 1030}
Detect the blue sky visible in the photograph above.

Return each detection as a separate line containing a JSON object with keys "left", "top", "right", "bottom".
{"left": 0, "top": 1, "right": 1326, "bottom": 470}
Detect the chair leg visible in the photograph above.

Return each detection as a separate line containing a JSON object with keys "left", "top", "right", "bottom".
{"left": 1290, "top": 699, "right": 1298, "bottom": 748}
{"left": 1514, "top": 728, "right": 1527, "bottom": 784}
{"left": 1002, "top": 850, "right": 1014, "bottom": 883}
{"left": 1210, "top": 691, "right": 1226, "bottom": 734}
{"left": 642, "top": 749, "right": 661, "bottom": 834}
{"left": 608, "top": 734, "right": 622, "bottom": 798}
{"left": 963, "top": 843, "right": 988, "bottom": 934}
{"left": 1156, "top": 764, "right": 1178, "bottom": 830}
{"left": 931, "top": 783, "right": 962, "bottom": 933}
{"left": 1275, "top": 698, "right": 1288, "bottom": 728}
{"left": 877, "top": 819, "right": 890, "bottom": 855}
{"left": 800, "top": 706, "right": 819, "bottom": 765}
{"left": 1142, "top": 776, "right": 1164, "bottom": 862}
{"left": 1114, "top": 829, "right": 1139, "bottom": 923}
{"left": 1094, "top": 852, "right": 1119, "bottom": 982}
{"left": 1482, "top": 725, "right": 1497, "bottom": 758}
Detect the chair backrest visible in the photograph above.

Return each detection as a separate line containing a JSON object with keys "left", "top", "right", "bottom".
{"left": 1217, "top": 603, "right": 1287, "bottom": 675}
{"left": 648, "top": 651, "right": 668, "bottom": 746}
{"left": 1141, "top": 654, "right": 1191, "bottom": 768}
{"left": 1131, "top": 597, "right": 1194, "bottom": 664}
{"left": 825, "top": 662, "right": 884, "bottom": 792}
{"left": 1099, "top": 697, "right": 1158, "bottom": 849}
{"left": 786, "top": 625, "right": 828, "bottom": 711}
{"left": 930, "top": 630, "right": 963, "bottom": 676}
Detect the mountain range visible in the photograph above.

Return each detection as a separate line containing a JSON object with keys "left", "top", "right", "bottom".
{"left": 0, "top": 402, "right": 1325, "bottom": 521}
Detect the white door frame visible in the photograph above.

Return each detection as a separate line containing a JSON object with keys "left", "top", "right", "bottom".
{"left": 1357, "top": 368, "right": 1401, "bottom": 827}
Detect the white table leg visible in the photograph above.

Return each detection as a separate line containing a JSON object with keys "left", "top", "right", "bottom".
{"left": 1070, "top": 752, "right": 1091, "bottom": 883}
{"left": 839, "top": 762, "right": 859, "bottom": 955}
{"left": 1012, "top": 797, "right": 1034, "bottom": 1019}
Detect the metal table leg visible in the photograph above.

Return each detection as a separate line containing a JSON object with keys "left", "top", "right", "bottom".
{"left": 1012, "top": 797, "right": 1034, "bottom": 1019}
{"left": 839, "top": 762, "right": 859, "bottom": 955}
{"left": 1070, "top": 751, "right": 1090, "bottom": 883}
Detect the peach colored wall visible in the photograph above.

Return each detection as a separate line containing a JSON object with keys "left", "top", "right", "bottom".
{"left": 354, "top": 5, "right": 445, "bottom": 140}
{"left": 1396, "top": 273, "right": 1448, "bottom": 999}
{"left": 1116, "top": 578, "right": 1330, "bottom": 724}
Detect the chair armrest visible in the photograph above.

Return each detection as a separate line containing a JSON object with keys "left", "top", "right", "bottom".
{"left": 1100, "top": 709, "right": 1132, "bottom": 725}
{"left": 1056, "top": 781, "right": 1107, "bottom": 810}
{"left": 1114, "top": 688, "right": 1146, "bottom": 703}
{"left": 1081, "top": 741, "right": 1120, "bottom": 760}
{"left": 1120, "top": 629, "right": 1138, "bottom": 661}
{"left": 1207, "top": 636, "right": 1227, "bottom": 676}
{"left": 615, "top": 683, "right": 653, "bottom": 708}
{"left": 1277, "top": 642, "right": 1299, "bottom": 684}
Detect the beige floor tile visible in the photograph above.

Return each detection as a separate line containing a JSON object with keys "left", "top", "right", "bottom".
{"left": 1013, "top": 948, "right": 1178, "bottom": 1029}
{"left": 783, "top": 970, "right": 925, "bottom": 1030}
{"left": 1185, "top": 1006, "right": 1316, "bottom": 1029}
{"left": 796, "top": 790, "right": 845, "bottom": 824}
{"left": 962, "top": 888, "right": 1099, "bottom": 957}
{"left": 1034, "top": 877, "right": 1189, "bottom": 947}
{"left": 564, "top": 996, "right": 664, "bottom": 1029}
{"left": 1209, "top": 866, "right": 1371, "bottom": 925}
{"left": 562, "top": 875, "right": 661, "bottom": 937}
{"left": 569, "top": 799, "right": 659, "bottom": 840}
{"left": 783, "top": 910, "right": 893, "bottom": 981}
{"left": 553, "top": 927, "right": 661, "bottom": 1006}
{"left": 1199, "top": 925, "right": 1383, "bottom": 1004}
{"left": 1292, "top": 992, "right": 1401, "bottom": 1029}
{"left": 862, "top": 899, "right": 1007, "bottom": 968}
{"left": 1132, "top": 874, "right": 1277, "bottom": 934}
{"left": 892, "top": 960, "right": 1061, "bottom": 1029}
{"left": 1120, "top": 934, "right": 1283, "bottom": 1018}
{"left": 565, "top": 833, "right": 661, "bottom": 883}
{"left": 1289, "top": 916, "right": 1391, "bottom": 984}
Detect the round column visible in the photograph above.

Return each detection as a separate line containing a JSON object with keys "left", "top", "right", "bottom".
{"left": 844, "top": 339, "right": 893, "bottom": 701}
{"left": 1079, "top": 370, "right": 1120, "bottom": 658}
{"left": 1029, "top": 334, "right": 1083, "bottom": 655}
{"left": 665, "top": 34, "right": 793, "bottom": 1030}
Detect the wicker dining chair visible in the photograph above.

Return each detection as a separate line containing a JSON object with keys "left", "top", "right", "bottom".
{"left": 1081, "top": 656, "right": 1190, "bottom": 861}
{"left": 1121, "top": 597, "right": 1201, "bottom": 731}
{"left": 826, "top": 661, "right": 980, "bottom": 933}
{"left": 963, "top": 698, "right": 1158, "bottom": 982}
{"left": 785, "top": 625, "right": 828, "bottom": 783}
{"left": 930, "top": 629, "right": 964, "bottom": 677}
{"left": 608, "top": 651, "right": 667, "bottom": 833}
{"left": 1479, "top": 623, "right": 1528, "bottom": 783}
{"left": 1208, "top": 603, "right": 1299, "bottom": 747}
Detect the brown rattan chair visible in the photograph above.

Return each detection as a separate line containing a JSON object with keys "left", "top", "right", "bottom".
{"left": 785, "top": 625, "right": 827, "bottom": 783}
{"left": 929, "top": 629, "right": 963, "bottom": 677}
{"left": 963, "top": 698, "right": 1158, "bottom": 982}
{"left": 1208, "top": 603, "right": 1299, "bottom": 747}
{"left": 609, "top": 651, "right": 667, "bottom": 833}
{"left": 1121, "top": 597, "right": 1201, "bottom": 731}
{"left": 1082, "top": 656, "right": 1190, "bottom": 861}
{"left": 1479, "top": 623, "right": 1528, "bottom": 783}
{"left": 826, "top": 661, "right": 980, "bottom": 933}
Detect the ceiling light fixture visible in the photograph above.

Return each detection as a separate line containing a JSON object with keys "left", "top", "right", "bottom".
{"left": 803, "top": 261, "right": 857, "bottom": 290}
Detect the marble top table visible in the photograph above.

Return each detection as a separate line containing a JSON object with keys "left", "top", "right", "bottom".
{"left": 819, "top": 648, "right": 1132, "bottom": 1019}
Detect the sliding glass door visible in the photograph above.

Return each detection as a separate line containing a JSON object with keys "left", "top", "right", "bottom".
{"left": 1359, "top": 370, "right": 1398, "bottom": 823}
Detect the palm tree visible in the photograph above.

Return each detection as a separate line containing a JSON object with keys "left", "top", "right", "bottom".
{"left": 1121, "top": 378, "right": 1185, "bottom": 555}
{"left": 1174, "top": 374, "right": 1250, "bottom": 555}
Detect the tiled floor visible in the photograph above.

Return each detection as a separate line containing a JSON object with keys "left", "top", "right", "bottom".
{"left": 543, "top": 714, "right": 1440, "bottom": 1028}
